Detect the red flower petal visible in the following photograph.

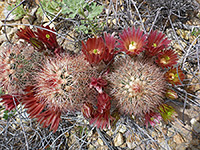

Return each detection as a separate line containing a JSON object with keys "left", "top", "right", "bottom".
{"left": 103, "top": 32, "right": 117, "bottom": 63}
{"left": 90, "top": 77, "right": 107, "bottom": 93}
{"left": 145, "top": 111, "right": 162, "bottom": 128}
{"left": 16, "top": 27, "right": 36, "bottom": 42}
{"left": 82, "top": 102, "right": 95, "bottom": 119}
{"left": 155, "top": 49, "right": 178, "bottom": 68}
{"left": 36, "top": 25, "right": 59, "bottom": 51}
{"left": 82, "top": 37, "right": 106, "bottom": 64}
{"left": 165, "top": 67, "right": 185, "bottom": 86}
{"left": 37, "top": 110, "right": 61, "bottom": 133}
{"left": 146, "top": 30, "right": 171, "bottom": 56}
{"left": 117, "top": 26, "right": 147, "bottom": 56}
{"left": 0, "top": 94, "right": 20, "bottom": 111}
{"left": 165, "top": 89, "right": 178, "bottom": 100}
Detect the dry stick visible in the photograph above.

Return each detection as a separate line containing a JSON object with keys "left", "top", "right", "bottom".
{"left": 47, "top": 9, "right": 62, "bottom": 26}
{"left": 131, "top": 0, "right": 146, "bottom": 34}
{"left": 47, "top": 125, "right": 75, "bottom": 150}
{"left": 149, "top": 7, "right": 163, "bottom": 33}
{"left": 127, "top": 117, "right": 166, "bottom": 150}
{"left": 3, "top": 0, "right": 26, "bottom": 44}
{"left": 96, "top": 128, "right": 116, "bottom": 150}
{"left": 196, "top": 43, "right": 200, "bottom": 72}
{"left": 110, "top": 0, "right": 119, "bottom": 28}
{"left": 38, "top": 0, "right": 52, "bottom": 22}
{"left": 182, "top": 90, "right": 187, "bottom": 125}
{"left": 78, "top": 126, "right": 96, "bottom": 150}
{"left": 182, "top": 35, "right": 200, "bottom": 69}
{"left": 157, "top": 126, "right": 170, "bottom": 150}
{"left": 168, "top": 13, "right": 185, "bottom": 52}
{"left": 178, "top": 89, "right": 200, "bottom": 107}
{"left": 12, "top": 98, "right": 29, "bottom": 150}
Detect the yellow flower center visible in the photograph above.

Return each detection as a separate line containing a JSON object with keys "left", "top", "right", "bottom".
{"left": 153, "top": 43, "right": 157, "bottom": 47}
{"left": 93, "top": 49, "right": 98, "bottom": 54}
{"left": 165, "top": 56, "right": 170, "bottom": 60}
{"left": 128, "top": 41, "right": 137, "bottom": 52}
{"left": 169, "top": 73, "right": 178, "bottom": 81}
{"left": 167, "top": 111, "right": 172, "bottom": 116}
{"left": 160, "top": 56, "right": 170, "bottom": 64}
{"left": 46, "top": 34, "right": 50, "bottom": 39}
{"left": 169, "top": 73, "right": 175, "bottom": 80}
{"left": 89, "top": 49, "right": 101, "bottom": 55}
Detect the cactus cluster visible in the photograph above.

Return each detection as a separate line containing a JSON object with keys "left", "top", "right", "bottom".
{"left": 0, "top": 25, "right": 185, "bottom": 132}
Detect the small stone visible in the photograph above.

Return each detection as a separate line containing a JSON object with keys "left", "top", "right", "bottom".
{"left": 106, "top": 130, "right": 113, "bottom": 136}
{"left": 160, "top": 141, "right": 171, "bottom": 150}
{"left": 126, "top": 134, "right": 136, "bottom": 149}
{"left": 175, "top": 143, "right": 187, "bottom": 150}
{"left": 65, "top": 132, "right": 70, "bottom": 138}
{"left": 114, "top": 133, "right": 124, "bottom": 147}
{"left": 190, "top": 139, "right": 200, "bottom": 146}
{"left": 157, "top": 137, "right": 164, "bottom": 144}
{"left": 87, "top": 130, "right": 93, "bottom": 137}
{"left": 88, "top": 144, "right": 95, "bottom": 150}
{"left": 191, "top": 118, "right": 200, "bottom": 133}
{"left": 97, "top": 138, "right": 104, "bottom": 146}
{"left": 7, "top": 27, "right": 18, "bottom": 37}
{"left": 151, "top": 131, "right": 158, "bottom": 138}
{"left": 0, "top": 34, "right": 7, "bottom": 44}
{"left": 170, "top": 142, "right": 177, "bottom": 149}
{"left": 119, "top": 124, "right": 127, "bottom": 133}
{"left": 173, "top": 134, "right": 184, "bottom": 144}
{"left": 97, "top": 146, "right": 108, "bottom": 150}
{"left": 120, "top": 142, "right": 127, "bottom": 148}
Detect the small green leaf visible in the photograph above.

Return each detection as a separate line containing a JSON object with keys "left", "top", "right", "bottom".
{"left": 87, "top": 5, "right": 104, "bottom": 20}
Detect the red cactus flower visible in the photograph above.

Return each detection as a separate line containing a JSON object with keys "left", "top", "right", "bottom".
{"left": 36, "top": 25, "right": 59, "bottom": 51}
{"left": 82, "top": 37, "right": 106, "bottom": 64}
{"left": 37, "top": 109, "right": 61, "bottom": 133}
{"left": 21, "top": 86, "right": 44, "bottom": 119}
{"left": 155, "top": 49, "right": 178, "bottom": 68}
{"left": 103, "top": 32, "right": 117, "bottom": 63}
{"left": 165, "top": 89, "right": 178, "bottom": 100}
{"left": 165, "top": 67, "right": 185, "bottom": 86}
{"left": 96, "top": 92, "right": 111, "bottom": 113}
{"left": 90, "top": 93, "right": 112, "bottom": 129}
{"left": 17, "top": 26, "right": 36, "bottom": 42}
{"left": 90, "top": 110, "right": 111, "bottom": 129}
{"left": 17, "top": 26, "right": 63, "bottom": 55}
{"left": 117, "top": 27, "right": 147, "bottom": 55}
{"left": 145, "top": 111, "right": 162, "bottom": 128}
{"left": 158, "top": 104, "right": 175, "bottom": 122}
{"left": 81, "top": 102, "right": 95, "bottom": 119}
{"left": 90, "top": 77, "right": 107, "bottom": 93}
{"left": 22, "top": 86, "right": 60, "bottom": 132}
{"left": 0, "top": 94, "right": 20, "bottom": 111}
{"left": 146, "top": 30, "right": 171, "bottom": 56}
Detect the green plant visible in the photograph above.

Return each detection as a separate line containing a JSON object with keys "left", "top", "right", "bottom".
{"left": 61, "top": 0, "right": 104, "bottom": 35}
{"left": 191, "top": 28, "right": 200, "bottom": 37}
{"left": 36, "top": 0, "right": 62, "bottom": 17}
{"left": 7, "top": 0, "right": 26, "bottom": 20}
{"left": 3, "top": 109, "right": 16, "bottom": 120}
